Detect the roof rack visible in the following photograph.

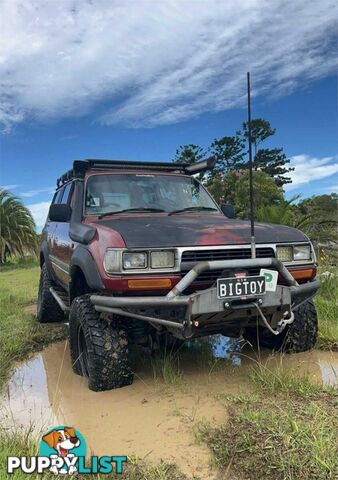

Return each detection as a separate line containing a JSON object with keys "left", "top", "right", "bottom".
{"left": 56, "top": 157, "right": 216, "bottom": 188}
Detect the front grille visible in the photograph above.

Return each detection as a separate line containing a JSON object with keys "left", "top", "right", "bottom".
{"left": 181, "top": 247, "right": 275, "bottom": 263}
{"left": 181, "top": 247, "right": 275, "bottom": 286}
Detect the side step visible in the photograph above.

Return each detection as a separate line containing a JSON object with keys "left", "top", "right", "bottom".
{"left": 49, "top": 287, "right": 70, "bottom": 313}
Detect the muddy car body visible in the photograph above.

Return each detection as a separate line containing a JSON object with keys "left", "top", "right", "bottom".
{"left": 38, "top": 159, "right": 321, "bottom": 391}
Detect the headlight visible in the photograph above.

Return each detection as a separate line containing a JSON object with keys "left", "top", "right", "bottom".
{"left": 276, "top": 244, "right": 312, "bottom": 262}
{"left": 104, "top": 249, "right": 121, "bottom": 273}
{"left": 123, "top": 252, "right": 147, "bottom": 269}
{"left": 294, "top": 245, "right": 311, "bottom": 261}
{"left": 151, "top": 250, "right": 175, "bottom": 268}
{"left": 276, "top": 245, "right": 293, "bottom": 262}
{"left": 104, "top": 248, "right": 177, "bottom": 274}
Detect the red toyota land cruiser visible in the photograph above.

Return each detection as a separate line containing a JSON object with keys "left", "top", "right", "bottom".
{"left": 38, "top": 159, "right": 320, "bottom": 391}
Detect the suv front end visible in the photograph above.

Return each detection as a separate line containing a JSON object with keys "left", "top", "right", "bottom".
{"left": 91, "top": 241, "right": 320, "bottom": 339}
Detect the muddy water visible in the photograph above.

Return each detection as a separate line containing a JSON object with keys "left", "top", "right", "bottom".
{"left": 1, "top": 339, "right": 338, "bottom": 479}
{"left": 1, "top": 341, "right": 231, "bottom": 479}
{"left": 211, "top": 336, "right": 338, "bottom": 387}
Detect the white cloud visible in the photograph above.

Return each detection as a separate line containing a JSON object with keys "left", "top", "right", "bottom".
{"left": 27, "top": 201, "right": 50, "bottom": 228}
{"left": 21, "top": 186, "right": 54, "bottom": 198}
{"left": 285, "top": 155, "right": 338, "bottom": 190}
{"left": 0, "top": 0, "right": 337, "bottom": 131}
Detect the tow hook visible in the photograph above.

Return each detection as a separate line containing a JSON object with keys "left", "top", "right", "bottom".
{"left": 277, "top": 310, "right": 295, "bottom": 332}
{"left": 254, "top": 302, "right": 294, "bottom": 336}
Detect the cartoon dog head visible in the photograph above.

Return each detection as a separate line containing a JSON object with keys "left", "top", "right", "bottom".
{"left": 42, "top": 427, "right": 80, "bottom": 458}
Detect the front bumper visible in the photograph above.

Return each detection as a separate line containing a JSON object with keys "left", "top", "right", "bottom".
{"left": 91, "top": 258, "right": 321, "bottom": 337}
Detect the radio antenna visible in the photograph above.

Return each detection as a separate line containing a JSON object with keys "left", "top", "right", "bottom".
{"left": 247, "top": 72, "right": 256, "bottom": 259}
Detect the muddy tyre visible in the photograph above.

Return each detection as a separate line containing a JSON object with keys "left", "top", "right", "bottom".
{"left": 37, "top": 264, "right": 64, "bottom": 323}
{"left": 69, "top": 294, "right": 133, "bottom": 391}
{"left": 244, "top": 300, "right": 318, "bottom": 353}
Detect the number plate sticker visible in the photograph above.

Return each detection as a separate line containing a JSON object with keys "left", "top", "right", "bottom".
{"left": 260, "top": 268, "right": 278, "bottom": 292}
{"left": 217, "top": 275, "right": 266, "bottom": 299}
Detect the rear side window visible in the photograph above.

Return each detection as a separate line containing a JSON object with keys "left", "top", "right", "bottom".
{"left": 53, "top": 188, "right": 64, "bottom": 204}
{"left": 52, "top": 183, "right": 72, "bottom": 204}
{"left": 61, "top": 183, "right": 72, "bottom": 204}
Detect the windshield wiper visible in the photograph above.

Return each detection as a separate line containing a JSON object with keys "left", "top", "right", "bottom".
{"left": 168, "top": 206, "right": 218, "bottom": 216}
{"left": 98, "top": 208, "right": 165, "bottom": 219}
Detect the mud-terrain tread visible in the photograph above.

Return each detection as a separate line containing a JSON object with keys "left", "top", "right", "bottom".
{"left": 244, "top": 299, "right": 318, "bottom": 353}
{"left": 36, "top": 264, "right": 64, "bottom": 323}
{"left": 69, "top": 294, "right": 133, "bottom": 391}
{"left": 283, "top": 299, "right": 318, "bottom": 352}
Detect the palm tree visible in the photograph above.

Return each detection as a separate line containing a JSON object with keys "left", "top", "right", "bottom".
{"left": 0, "top": 189, "right": 37, "bottom": 263}
{"left": 256, "top": 197, "right": 337, "bottom": 242}
{"left": 255, "top": 197, "right": 304, "bottom": 228}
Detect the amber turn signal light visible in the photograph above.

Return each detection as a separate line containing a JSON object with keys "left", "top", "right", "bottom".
{"left": 127, "top": 279, "right": 172, "bottom": 289}
{"left": 290, "top": 268, "right": 315, "bottom": 281}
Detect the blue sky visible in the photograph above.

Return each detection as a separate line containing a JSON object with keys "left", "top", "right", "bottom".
{"left": 0, "top": 0, "right": 337, "bottom": 229}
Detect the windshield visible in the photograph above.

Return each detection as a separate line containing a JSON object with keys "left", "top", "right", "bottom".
{"left": 85, "top": 174, "right": 219, "bottom": 215}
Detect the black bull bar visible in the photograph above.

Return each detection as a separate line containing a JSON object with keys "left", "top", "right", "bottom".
{"left": 91, "top": 258, "right": 321, "bottom": 336}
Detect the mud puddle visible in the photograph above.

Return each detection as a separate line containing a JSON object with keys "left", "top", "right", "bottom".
{"left": 1, "top": 338, "right": 337, "bottom": 479}
{"left": 211, "top": 335, "right": 338, "bottom": 387}
{"left": 1, "top": 341, "right": 230, "bottom": 479}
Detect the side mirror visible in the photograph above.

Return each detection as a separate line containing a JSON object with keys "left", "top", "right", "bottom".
{"left": 221, "top": 203, "right": 235, "bottom": 219}
{"left": 49, "top": 204, "right": 72, "bottom": 222}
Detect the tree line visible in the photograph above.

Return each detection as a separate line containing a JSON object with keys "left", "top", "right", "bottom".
{"left": 173, "top": 117, "right": 337, "bottom": 261}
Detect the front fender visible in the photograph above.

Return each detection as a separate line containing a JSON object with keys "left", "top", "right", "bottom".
{"left": 70, "top": 245, "right": 105, "bottom": 291}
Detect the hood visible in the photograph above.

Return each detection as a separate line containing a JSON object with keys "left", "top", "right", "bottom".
{"left": 94, "top": 214, "right": 309, "bottom": 249}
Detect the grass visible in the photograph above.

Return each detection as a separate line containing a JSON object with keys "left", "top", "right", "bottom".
{"left": 249, "top": 360, "right": 331, "bottom": 397}
{"left": 0, "top": 260, "right": 67, "bottom": 389}
{"left": 172, "top": 400, "right": 199, "bottom": 423}
{"left": 0, "top": 255, "right": 39, "bottom": 271}
{"left": 199, "top": 393, "right": 338, "bottom": 480}
{"left": 196, "top": 359, "right": 338, "bottom": 480}
{"left": 316, "top": 268, "right": 338, "bottom": 351}
{"left": 0, "top": 426, "right": 188, "bottom": 480}
{"left": 150, "top": 351, "right": 184, "bottom": 386}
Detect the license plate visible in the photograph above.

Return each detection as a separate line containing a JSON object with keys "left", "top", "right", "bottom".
{"left": 217, "top": 275, "right": 266, "bottom": 299}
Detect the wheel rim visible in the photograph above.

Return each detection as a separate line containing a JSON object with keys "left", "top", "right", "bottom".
{"left": 77, "top": 326, "right": 89, "bottom": 377}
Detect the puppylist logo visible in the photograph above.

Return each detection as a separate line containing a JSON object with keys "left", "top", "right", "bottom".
{"left": 7, "top": 426, "right": 127, "bottom": 475}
